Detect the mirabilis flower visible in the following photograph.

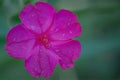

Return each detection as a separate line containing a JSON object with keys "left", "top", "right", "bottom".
{"left": 5, "top": 2, "right": 82, "bottom": 78}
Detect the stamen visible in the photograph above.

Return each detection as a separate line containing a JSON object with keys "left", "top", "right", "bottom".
{"left": 37, "top": 34, "right": 50, "bottom": 48}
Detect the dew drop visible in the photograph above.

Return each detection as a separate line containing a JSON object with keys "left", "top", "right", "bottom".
{"left": 69, "top": 18, "right": 72, "bottom": 22}
{"left": 69, "top": 31, "right": 72, "bottom": 34}
{"left": 35, "top": 67, "right": 38, "bottom": 72}
{"left": 31, "top": 14, "right": 34, "bottom": 17}
{"left": 13, "top": 38, "right": 16, "bottom": 41}
{"left": 39, "top": 49, "right": 42, "bottom": 52}
{"left": 68, "top": 22, "right": 70, "bottom": 26}
{"left": 55, "top": 29, "right": 58, "bottom": 32}
{"left": 55, "top": 49, "right": 59, "bottom": 52}
{"left": 62, "top": 34, "right": 65, "bottom": 37}
{"left": 23, "top": 47, "right": 27, "bottom": 50}
{"left": 22, "top": 18, "right": 25, "bottom": 21}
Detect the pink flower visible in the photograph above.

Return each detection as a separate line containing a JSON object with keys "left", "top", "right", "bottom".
{"left": 5, "top": 2, "right": 82, "bottom": 78}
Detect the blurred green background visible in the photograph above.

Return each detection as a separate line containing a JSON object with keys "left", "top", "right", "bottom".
{"left": 0, "top": 0, "right": 120, "bottom": 80}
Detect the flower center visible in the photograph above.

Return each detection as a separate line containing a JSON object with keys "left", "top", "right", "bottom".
{"left": 37, "top": 34, "right": 50, "bottom": 48}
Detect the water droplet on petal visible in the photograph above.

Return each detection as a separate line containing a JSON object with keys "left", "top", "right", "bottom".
{"left": 69, "top": 31, "right": 72, "bottom": 34}
{"left": 35, "top": 67, "right": 38, "bottom": 72}
{"left": 55, "top": 29, "right": 58, "bottom": 32}
{"left": 31, "top": 14, "right": 34, "bottom": 17}
{"left": 62, "top": 34, "right": 65, "bottom": 37}
{"left": 68, "top": 22, "right": 70, "bottom": 26}
{"left": 39, "top": 49, "right": 42, "bottom": 52}
{"left": 69, "top": 18, "right": 72, "bottom": 22}
{"left": 23, "top": 47, "right": 27, "bottom": 50}
{"left": 22, "top": 18, "right": 25, "bottom": 21}
{"left": 55, "top": 49, "right": 59, "bottom": 52}
{"left": 13, "top": 38, "right": 16, "bottom": 41}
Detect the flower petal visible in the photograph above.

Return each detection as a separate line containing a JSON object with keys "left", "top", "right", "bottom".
{"left": 49, "top": 9, "right": 81, "bottom": 40}
{"left": 40, "top": 46, "right": 58, "bottom": 78}
{"left": 35, "top": 2, "right": 55, "bottom": 32}
{"left": 5, "top": 39, "right": 35, "bottom": 59}
{"left": 25, "top": 45, "right": 58, "bottom": 78}
{"left": 52, "top": 40, "right": 81, "bottom": 69}
{"left": 20, "top": 2, "right": 55, "bottom": 34}
{"left": 25, "top": 45, "right": 41, "bottom": 78}
{"left": 59, "top": 55, "right": 74, "bottom": 70}
{"left": 50, "top": 22, "right": 82, "bottom": 40}
{"left": 20, "top": 4, "right": 42, "bottom": 34}
{"left": 50, "top": 9, "right": 77, "bottom": 32}
{"left": 6, "top": 24, "right": 35, "bottom": 43}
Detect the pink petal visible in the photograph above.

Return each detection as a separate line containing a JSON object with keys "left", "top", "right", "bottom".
{"left": 35, "top": 2, "right": 55, "bottom": 32}
{"left": 5, "top": 39, "right": 35, "bottom": 59}
{"left": 52, "top": 40, "right": 81, "bottom": 69}
{"left": 20, "top": 2, "right": 55, "bottom": 34}
{"left": 20, "top": 4, "right": 42, "bottom": 34}
{"left": 40, "top": 46, "right": 58, "bottom": 78}
{"left": 50, "top": 9, "right": 77, "bottom": 32}
{"left": 59, "top": 55, "right": 74, "bottom": 70}
{"left": 6, "top": 24, "right": 35, "bottom": 43}
{"left": 25, "top": 45, "right": 41, "bottom": 78}
{"left": 50, "top": 22, "right": 82, "bottom": 40}
{"left": 49, "top": 9, "right": 81, "bottom": 40}
{"left": 25, "top": 45, "right": 58, "bottom": 78}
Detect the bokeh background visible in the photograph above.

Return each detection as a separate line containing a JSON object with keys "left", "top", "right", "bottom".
{"left": 0, "top": 0, "right": 120, "bottom": 80}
